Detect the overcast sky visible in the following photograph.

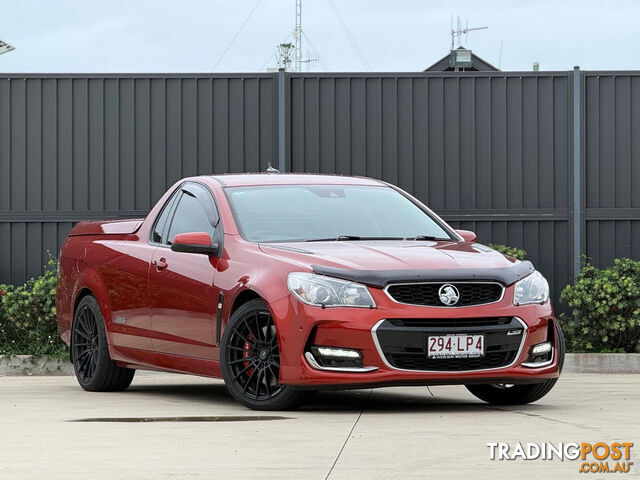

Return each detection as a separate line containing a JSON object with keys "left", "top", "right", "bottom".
{"left": 0, "top": 0, "right": 637, "bottom": 73}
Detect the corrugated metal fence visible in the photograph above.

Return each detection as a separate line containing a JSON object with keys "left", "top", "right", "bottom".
{"left": 1, "top": 70, "right": 638, "bottom": 310}
{"left": 288, "top": 72, "right": 572, "bottom": 307}
{"left": 0, "top": 74, "right": 277, "bottom": 284}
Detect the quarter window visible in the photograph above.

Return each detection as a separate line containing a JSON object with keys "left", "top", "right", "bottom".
{"left": 152, "top": 190, "right": 179, "bottom": 244}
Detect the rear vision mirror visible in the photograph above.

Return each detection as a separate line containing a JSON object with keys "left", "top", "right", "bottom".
{"left": 455, "top": 229, "right": 477, "bottom": 243}
{"left": 171, "top": 232, "right": 219, "bottom": 255}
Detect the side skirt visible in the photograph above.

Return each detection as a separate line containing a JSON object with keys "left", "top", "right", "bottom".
{"left": 109, "top": 345, "right": 222, "bottom": 379}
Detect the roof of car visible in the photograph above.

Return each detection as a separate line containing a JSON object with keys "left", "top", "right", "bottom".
{"left": 209, "top": 173, "right": 386, "bottom": 187}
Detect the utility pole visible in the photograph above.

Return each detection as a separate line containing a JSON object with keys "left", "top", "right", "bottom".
{"left": 294, "top": 0, "right": 302, "bottom": 72}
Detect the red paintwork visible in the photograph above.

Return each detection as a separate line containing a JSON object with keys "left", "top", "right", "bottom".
{"left": 455, "top": 229, "right": 477, "bottom": 243}
{"left": 173, "top": 232, "right": 213, "bottom": 247}
{"left": 56, "top": 173, "right": 560, "bottom": 387}
{"left": 68, "top": 219, "right": 144, "bottom": 236}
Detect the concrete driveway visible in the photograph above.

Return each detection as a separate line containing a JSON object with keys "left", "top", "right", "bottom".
{"left": 1, "top": 373, "right": 638, "bottom": 479}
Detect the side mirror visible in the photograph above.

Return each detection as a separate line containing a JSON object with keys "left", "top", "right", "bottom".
{"left": 455, "top": 229, "right": 477, "bottom": 243}
{"left": 171, "top": 232, "right": 219, "bottom": 255}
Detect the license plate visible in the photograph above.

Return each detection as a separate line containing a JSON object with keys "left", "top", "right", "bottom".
{"left": 427, "top": 334, "right": 484, "bottom": 358}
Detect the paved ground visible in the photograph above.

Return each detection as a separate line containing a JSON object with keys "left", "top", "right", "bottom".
{"left": 1, "top": 373, "right": 638, "bottom": 479}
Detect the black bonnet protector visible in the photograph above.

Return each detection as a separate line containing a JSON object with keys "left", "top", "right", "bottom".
{"left": 311, "top": 261, "right": 535, "bottom": 288}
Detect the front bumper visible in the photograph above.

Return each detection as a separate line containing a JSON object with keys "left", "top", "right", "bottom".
{"left": 270, "top": 285, "right": 561, "bottom": 387}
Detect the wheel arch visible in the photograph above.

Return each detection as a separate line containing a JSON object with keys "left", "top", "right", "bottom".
{"left": 73, "top": 287, "right": 94, "bottom": 315}
{"left": 71, "top": 267, "right": 115, "bottom": 347}
{"left": 223, "top": 288, "right": 274, "bottom": 341}
{"left": 230, "top": 289, "right": 263, "bottom": 316}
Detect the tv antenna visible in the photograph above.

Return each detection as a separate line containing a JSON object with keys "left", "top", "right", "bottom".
{"left": 269, "top": 0, "right": 327, "bottom": 72}
{"left": 0, "top": 40, "right": 16, "bottom": 57}
{"left": 450, "top": 16, "right": 487, "bottom": 50}
{"left": 301, "top": 49, "right": 321, "bottom": 72}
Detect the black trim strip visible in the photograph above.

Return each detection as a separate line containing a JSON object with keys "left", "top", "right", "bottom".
{"left": 311, "top": 261, "right": 535, "bottom": 287}
{"left": 215, "top": 292, "right": 224, "bottom": 346}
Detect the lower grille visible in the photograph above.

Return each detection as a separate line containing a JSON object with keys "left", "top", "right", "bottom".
{"left": 387, "top": 350, "right": 518, "bottom": 371}
{"left": 373, "top": 317, "right": 525, "bottom": 372}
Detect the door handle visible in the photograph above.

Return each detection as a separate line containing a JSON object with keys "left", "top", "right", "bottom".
{"left": 152, "top": 258, "right": 168, "bottom": 270}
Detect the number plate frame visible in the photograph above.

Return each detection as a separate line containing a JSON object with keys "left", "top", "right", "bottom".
{"left": 427, "top": 334, "right": 485, "bottom": 358}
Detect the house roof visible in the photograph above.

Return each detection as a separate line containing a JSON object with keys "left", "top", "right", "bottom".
{"left": 424, "top": 46, "right": 500, "bottom": 72}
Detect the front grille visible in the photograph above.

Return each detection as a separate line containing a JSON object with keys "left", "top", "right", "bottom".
{"left": 386, "top": 282, "right": 503, "bottom": 307}
{"left": 373, "top": 317, "right": 524, "bottom": 372}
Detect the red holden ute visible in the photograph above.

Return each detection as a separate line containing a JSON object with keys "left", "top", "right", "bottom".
{"left": 56, "top": 173, "right": 564, "bottom": 410}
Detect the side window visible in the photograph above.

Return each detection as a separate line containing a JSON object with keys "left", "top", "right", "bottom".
{"left": 152, "top": 190, "right": 179, "bottom": 244}
{"left": 166, "top": 192, "right": 215, "bottom": 244}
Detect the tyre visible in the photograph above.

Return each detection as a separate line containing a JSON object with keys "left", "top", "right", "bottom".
{"left": 72, "top": 295, "right": 135, "bottom": 392}
{"left": 220, "top": 298, "right": 302, "bottom": 410}
{"left": 466, "top": 321, "right": 565, "bottom": 405}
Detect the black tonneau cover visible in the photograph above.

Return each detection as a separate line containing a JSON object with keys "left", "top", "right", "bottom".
{"left": 311, "top": 261, "right": 534, "bottom": 288}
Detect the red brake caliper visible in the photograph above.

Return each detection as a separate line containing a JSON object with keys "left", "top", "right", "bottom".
{"left": 243, "top": 334, "right": 254, "bottom": 376}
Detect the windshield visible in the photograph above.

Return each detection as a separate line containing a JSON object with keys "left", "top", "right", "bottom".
{"left": 226, "top": 184, "right": 453, "bottom": 243}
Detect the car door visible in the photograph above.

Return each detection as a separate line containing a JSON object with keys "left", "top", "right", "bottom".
{"left": 99, "top": 241, "right": 155, "bottom": 352}
{"left": 148, "top": 182, "right": 222, "bottom": 359}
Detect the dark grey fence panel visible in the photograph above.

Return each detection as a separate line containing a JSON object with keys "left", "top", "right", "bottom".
{"left": 288, "top": 72, "right": 572, "bottom": 306}
{"left": 1, "top": 69, "right": 639, "bottom": 315}
{"left": 584, "top": 73, "right": 640, "bottom": 268}
{"left": 0, "top": 74, "right": 276, "bottom": 285}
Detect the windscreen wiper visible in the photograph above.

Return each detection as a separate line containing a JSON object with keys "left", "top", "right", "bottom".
{"left": 305, "top": 235, "right": 404, "bottom": 242}
{"left": 403, "top": 235, "right": 451, "bottom": 241}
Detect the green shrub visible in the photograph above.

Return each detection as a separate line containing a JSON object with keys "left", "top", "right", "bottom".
{"left": 0, "top": 257, "right": 68, "bottom": 360}
{"left": 488, "top": 243, "right": 527, "bottom": 261}
{"left": 559, "top": 258, "right": 640, "bottom": 353}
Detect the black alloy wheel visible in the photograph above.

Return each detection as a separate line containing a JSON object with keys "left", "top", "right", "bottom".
{"left": 71, "top": 295, "right": 135, "bottom": 392}
{"left": 72, "top": 303, "right": 100, "bottom": 382}
{"left": 221, "top": 299, "right": 301, "bottom": 410}
{"left": 465, "top": 321, "right": 565, "bottom": 405}
{"left": 226, "top": 309, "right": 282, "bottom": 400}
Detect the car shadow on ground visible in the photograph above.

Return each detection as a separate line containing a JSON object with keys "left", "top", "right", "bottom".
{"left": 300, "top": 388, "right": 563, "bottom": 415}
{"left": 127, "top": 382, "right": 238, "bottom": 406}
{"left": 122, "top": 381, "right": 563, "bottom": 416}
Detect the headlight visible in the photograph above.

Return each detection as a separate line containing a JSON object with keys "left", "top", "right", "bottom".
{"left": 287, "top": 272, "right": 376, "bottom": 308}
{"left": 513, "top": 270, "right": 549, "bottom": 305}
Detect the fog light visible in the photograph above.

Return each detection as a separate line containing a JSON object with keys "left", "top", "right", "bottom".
{"left": 532, "top": 342, "right": 552, "bottom": 355}
{"left": 315, "top": 346, "right": 361, "bottom": 359}
{"left": 307, "top": 346, "right": 364, "bottom": 370}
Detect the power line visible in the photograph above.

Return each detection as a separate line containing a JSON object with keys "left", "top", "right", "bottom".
{"left": 258, "top": 51, "right": 276, "bottom": 71}
{"left": 212, "top": 0, "right": 263, "bottom": 72}
{"left": 326, "top": 0, "right": 371, "bottom": 71}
